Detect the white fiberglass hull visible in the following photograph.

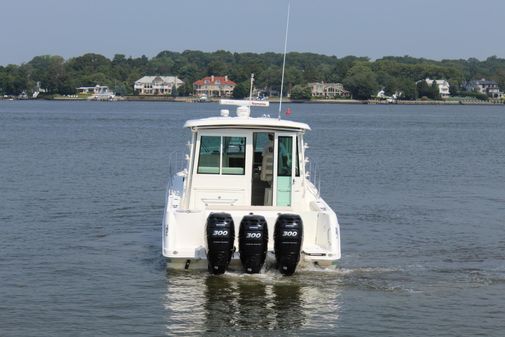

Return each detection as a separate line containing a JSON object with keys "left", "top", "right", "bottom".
{"left": 162, "top": 192, "right": 341, "bottom": 271}
{"left": 162, "top": 106, "right": 342, "bottom": 274}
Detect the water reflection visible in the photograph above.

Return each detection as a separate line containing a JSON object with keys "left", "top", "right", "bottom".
{"left": 164, "top": 270, "right": 343, "bottom": 336}
{"left": 163, "top": 270, "right": 207, "bottom": 336}
{"left": 203, "top": 275, "right": 308, "bottom": 335}
{"left": 272, "top": 281, "right": 305, "bottom": 330}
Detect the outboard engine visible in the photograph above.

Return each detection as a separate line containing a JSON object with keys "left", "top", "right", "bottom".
{"left": 274, "top": 214, "right": 303, "bottom": 276}
{"left": 239, "top": 215, "right": 268, "bottom": 273}
{"left": 206, "top": 213, "right": 235, "bottom": 275}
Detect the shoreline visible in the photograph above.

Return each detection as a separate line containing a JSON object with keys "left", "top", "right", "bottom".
{"left": 3, "top": 96, "right": 504, "bottom": 106}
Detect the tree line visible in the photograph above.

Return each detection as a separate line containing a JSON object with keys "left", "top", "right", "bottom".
{"left": 1, "top": 50, "right": 505, "bottom": 100}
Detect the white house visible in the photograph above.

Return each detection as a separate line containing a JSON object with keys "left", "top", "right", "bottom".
{"left": 465, "top": 79, "right": 503, "bottom": 98}
{"left": 134, "top": 76, "right": 184, "bottom": 95}
{"left": 308, "top": 82, "right": 350, "bottom": 98}
{"left": 422, "top": 78, "right": 450, "bottom": 98}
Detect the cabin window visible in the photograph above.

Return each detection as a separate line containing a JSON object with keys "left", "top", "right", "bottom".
{"left": 197, "top": 135, "right": 246, "bottom": 175}
{"left": 295, "top": 137, "right": 300, "bottom": 177}
{"left": 277, "top": 136, "right": 293, "bottom": 206}
{"left": 222, "top": 136, "right": 245, "bottom": 175}
{"left": 277, "top": 136, "right": 292, "bottom": 176}
{"left": 197, "top": 136, "right": 221, "bottom": 174}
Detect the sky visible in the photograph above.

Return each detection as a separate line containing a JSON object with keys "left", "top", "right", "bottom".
{"left": 1, "top": 0, "right": 505, "bottom": 65}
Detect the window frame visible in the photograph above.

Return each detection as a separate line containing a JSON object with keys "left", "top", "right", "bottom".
{"left": 196, "top": 134, "right": 247, "bottom": 176}
{"left": 197, "top": 135, "right": 221, "bottom": 175}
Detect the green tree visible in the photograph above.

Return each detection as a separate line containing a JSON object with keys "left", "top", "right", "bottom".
{"left": 417, "top": 80, "right": 441, "bottom": 100}
{"left": 4, "top": 64, "right": 32, "bottom": 95}
{"left": 28, "top": 55, "right": 67, "bottom": 94}
{"left": 289, "top": 85, "right": 312, "bottom": 100}
{"left": 397, "top": 78, "right": 417, "bottom": 100}
{"left": 147, "top": 55, "right": 175, "bottom": 74}
{"left": 178, "top": 81, "right": 194, "bottom": 96}
{"left": 232, "top": 82, "right": 249, "bottom": 99}
{"left": 375, "top": 70, "right": 398, "bottom": 96}
{"left": 333, "top": 56, "right": 368, "bottom": 80}
{"left": 448, "top": 79, "right": 461, "bottom": 96}
{"left": 207, "top": 60, "right": 228, "bottom": 76}
{"left": 4, "top": 49, "right": 505, "bottom": 99}
{"left": 67, "top": 53, "right": 111, "bottom": 74}
{"left": 257, "top": 65, "right": 281, "bottom": 93}
{"left": 279, "top": 67, "right": 304, "bottom": 95}
{"left": 343, "top": 62, "right": 379, "bottom": 99}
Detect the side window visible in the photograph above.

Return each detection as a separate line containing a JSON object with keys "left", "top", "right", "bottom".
{"left": 277, "top": 136, "right": 293, "bottom": 177}
{"left": 197, "top": 136, "right": 246, "bottom": 175}
{"left": 295, "top": 137, "right": 300, "bottom": 177}
{"left": 222, "top": 136, "right": 246, "bottom": 175}
{"left": 197, "top": 136, "right": 220, "bottom": 174}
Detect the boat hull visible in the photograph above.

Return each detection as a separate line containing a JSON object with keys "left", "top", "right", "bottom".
{"left": 164, "top": 252, "right": 339, "bottom": 271}
{"left": 162, "top": 192, "right": 341, "bottom": 273}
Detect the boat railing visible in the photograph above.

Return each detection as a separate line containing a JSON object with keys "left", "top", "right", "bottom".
{"left": 306, "top": 159, "right": 321, "bottom": 198}
{"left": 167, "top": 151, "right": 188, "bottom": 194}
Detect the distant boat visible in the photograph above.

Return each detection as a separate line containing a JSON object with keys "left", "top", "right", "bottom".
{"left": 88, "top": 89, "right": 116, "bottom": 101}
{"left": 77, "top": 85, "right": 117, "bottom": 101}
{"left": 197, "top": 94, "right": 208, "bottom": 102}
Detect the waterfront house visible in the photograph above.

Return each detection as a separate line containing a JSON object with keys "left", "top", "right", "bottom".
{"left": 464, "top": 79, "right": 503, "bottom": 98}
{"left": 418, "top": 78, "right": 450, "bottom": 99}
{"left": 134, "top": 76, "right": 184, "bottom": 95}
{"left": 193, "top": 75, "right": 236, "bottom": 98}
{"left": 308, "top": 82, "right": 350, "bottom": 98}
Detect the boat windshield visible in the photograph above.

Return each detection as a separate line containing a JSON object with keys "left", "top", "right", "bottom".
{"left": 197, "top": 135, "right": 246, "bottom": 175}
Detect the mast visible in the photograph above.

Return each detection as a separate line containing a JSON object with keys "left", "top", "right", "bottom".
{"left": 278, "top": 1, "right": 291, "bottom": 119}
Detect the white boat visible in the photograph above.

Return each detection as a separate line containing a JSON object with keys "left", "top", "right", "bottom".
{"left": 162, "top": 100, "right": 341, "bottom": 275}
{"left": 82, "top": 85, "right": 116, "bottom": 101}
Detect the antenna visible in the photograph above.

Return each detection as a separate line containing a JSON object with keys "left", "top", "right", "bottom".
{"left": 278, "top": 1, "right": 291, "bottom": 120}
{"left": 249, "top": 73, "right": 254, "bottom": 101}
{"left": 220, "top": 99, "right": 270, "bottom": 118}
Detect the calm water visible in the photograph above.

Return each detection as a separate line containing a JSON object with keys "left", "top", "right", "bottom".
{"left": 1, "top": 100, "right": 504, "bottom": 336}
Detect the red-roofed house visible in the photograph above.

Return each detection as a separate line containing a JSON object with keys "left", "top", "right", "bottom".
{"left": 193, "top": 75, "right": 236, "bottom": 98}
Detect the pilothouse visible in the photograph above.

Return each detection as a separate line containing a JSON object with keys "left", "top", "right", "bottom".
{"left": 162, "top": 99, "right": 341, "bottom": 275}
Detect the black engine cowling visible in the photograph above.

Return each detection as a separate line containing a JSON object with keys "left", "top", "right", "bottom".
{"left": 239, "top": 215, "right": 268, "bottom": 273}
{"left": 274, "top": 214, "right": 303, "bottom": 276}
{"left": 206, "top": 212, "right": 235, "bottom": 275}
